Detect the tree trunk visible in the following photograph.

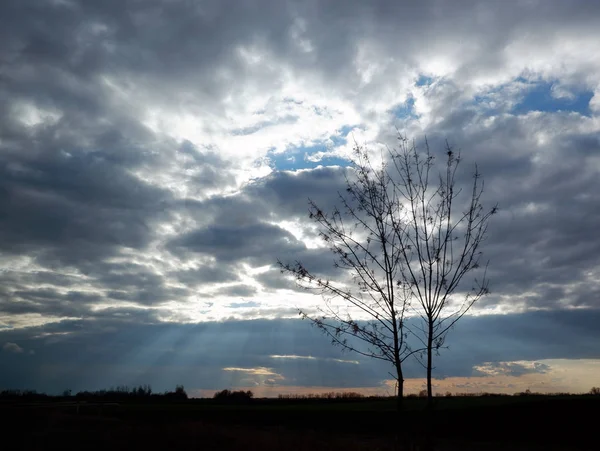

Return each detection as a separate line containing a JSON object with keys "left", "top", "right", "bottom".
{"left": 427, "top": 319, "right": 434, "bottom": 409}
{"left": 396, "top": 377, "right": 404, "bottom": 412}
{"left": 425, "top": 321, "right": 435, "bottom": 450}
{"left": 395, "top": 373, "right": 407, "bottom": 450}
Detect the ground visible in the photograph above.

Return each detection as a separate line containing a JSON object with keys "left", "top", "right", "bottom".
{"left": 0, "top": 395, "right": 596, "bottom": 450}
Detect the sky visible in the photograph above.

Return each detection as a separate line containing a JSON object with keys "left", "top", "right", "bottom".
{"left": 1, "top": 0, "right": 599, "bottom": 397}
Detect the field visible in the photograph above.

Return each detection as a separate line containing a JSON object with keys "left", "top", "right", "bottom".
{"left": 0, "top": 395, "right": 597, "bottom": 450}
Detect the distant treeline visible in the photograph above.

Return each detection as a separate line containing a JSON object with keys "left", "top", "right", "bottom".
{"left": 0, "top": 385, "right": 188, "bottom": 401}
{"left": 277, "top": 388, "right": 600, "bottom": 399}
{"left": 277, "top": 391, "right": 366, "bottom": 400}
{"left": 2, "top": 386, "right": 599, "bottom": 402}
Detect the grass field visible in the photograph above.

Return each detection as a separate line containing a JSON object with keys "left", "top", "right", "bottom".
{"left": 1, "top": 395, "right": 597, "bottom": 450}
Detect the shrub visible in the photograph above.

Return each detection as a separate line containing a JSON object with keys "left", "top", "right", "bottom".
{"left": 213, "top": 389, "right": 253, "bottom": 402}
{"left": 164, "top": 385, "right": 188, "bottom": 400}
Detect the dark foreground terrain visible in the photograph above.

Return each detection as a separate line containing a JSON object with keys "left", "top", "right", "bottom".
{"left": 0, "top": 395, "right": 597, "bottom": 450}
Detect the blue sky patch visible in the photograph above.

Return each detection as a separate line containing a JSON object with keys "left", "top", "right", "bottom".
{"left": 337, "top": 125, "right": 354, "bottom": 137}
{"left": 512, "top": 82, "right": 593, "bottom": 116}
{"left": 416, "top": 74, "right": 434, "bottom": 87}
{"left": 329, "top": 125, "right": 356, "bottom": 147}
{"left": 267, "top": 145, "right": 350, "bottom": 171}
{"left": 267, "top": 126, "right": 356, "bottom": 171}
{"left": 390, "top": 96, "right": 418, "bottom": 120}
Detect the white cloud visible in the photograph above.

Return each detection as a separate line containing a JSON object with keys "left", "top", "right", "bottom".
{"left": 270, "top": 355, "right": 360, "bottom": 364}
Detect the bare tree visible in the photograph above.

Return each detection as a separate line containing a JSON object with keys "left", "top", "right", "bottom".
{"left": 387, "top": 136, "right": 497, "bottom": 407}
{"left": 279, "top": 134, "right": 496, "bottom": 410}
{"left": 279, "top": 139, "right": 424, "bottom": 411}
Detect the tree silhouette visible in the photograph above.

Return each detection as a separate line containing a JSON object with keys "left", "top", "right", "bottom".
{"left": 280, "top": 136, "right": 418, "bottom": 410}
{"left": 394, "top": 138, "right": 496, "bottom": 407}
{"left": 279, "top": 134, "right": 496, "bottom": 410}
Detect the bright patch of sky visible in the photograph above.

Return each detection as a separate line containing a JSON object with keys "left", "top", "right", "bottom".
{"left": 415, "top": 75, "right": 434, "bottom": 87}
{"left": 390, "top": 96, "right": 418, "bottom": 120}
{"left": 267, "top": 146, "right": 350, "bottom": 171}
{"left": 512, "top": 81, "right": 594, "bottom": 116}
{"left": 265, "top": 125, "right": 356, "bottom": 171}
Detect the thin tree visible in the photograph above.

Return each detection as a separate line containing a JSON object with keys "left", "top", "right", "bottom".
{"left": 278, "top": 139, "right": 425, "bottom": 411}
{"left": 279, "top": 134, "right": 496, "bottom": 410}
{"left": 388, "top": 136, "right": 497, "bottom": 407}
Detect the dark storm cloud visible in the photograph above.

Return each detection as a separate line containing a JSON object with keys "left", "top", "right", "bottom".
{"left": 170, "top": 265, "right": 241, "bottom": 286}
{"left": 0, "top": 157, "right": 164, "bottom": 265}
{"left": 169, "top": 223, "right": 341, "bottom": 290}
{"left": 0, "top": 0, "right": 294, "bottom": 129}
{"left": 3, "top": 0, "right": 599, "bottom": 126}
{"left": 0, "top": 114, "right": 235, "bottom": 271}
{"left": 177, "top": 141, "right": 236, "bottom": 191}
{"left": 106, "top": 287, "right": 188, "bottom": 306}
{"left": 169, "top": 166, "right": 351, "bottom": 289}
{"left": 173, "top": 166, "right": 349, "bottom": 247}
{"left": 217, "top": 285, "right": 258, "bottom": 298}
{"left": 413, "top": 99, "right": 600, "bottom": 310}
{"left": 0, "top": 270, "right": 100, "bottom": 319}
{"left": 5, "top": 0, "right": 599, "bottom": 87}
{"left": 168, "top": 193, "right": 341, "bottom": 282}
{"left": 1, "top": 309, "right": 599, "bottom": 393}
{"left": 0, "top": 0, "right": 240, "bottom": 319}
{"left": 0, "top": 260, "right": 200, "bottom": 323}
{"left": 255, "top": 268, "right": 300, "bottom": 292}
{"left": 0, "top": 287, "right": 102, "bottom": 317}
{"left": 430, "top": 309, "right": 600, "bottom": 380}
{"left": 244, "top": 166, "right": 350, "bottom": 219}
{"left": 87, "top": 262, "right": 191, "bottom": 306}
{"left": 169, "top": 222, "right": 305, "bottom": 263}
{"left": 0, "top": 122, "right": 170, "bottom": 263}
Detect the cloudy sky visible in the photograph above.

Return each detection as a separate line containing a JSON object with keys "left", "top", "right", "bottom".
{"left": 1, "top": 0, "right": 599, "bottom": 396}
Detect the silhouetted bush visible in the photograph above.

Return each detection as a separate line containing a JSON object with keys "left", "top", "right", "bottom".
{"left": 213, "top": 389, "right": 253, "bottom": 402}
{"left": 590, "top": 387, "right": 600, "bottom": 396}
{"left": 515, "top": 389, "right": 537, "bottom": 397}
{"left": 164, "top": 385, "right": 188, "bottom": 400}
